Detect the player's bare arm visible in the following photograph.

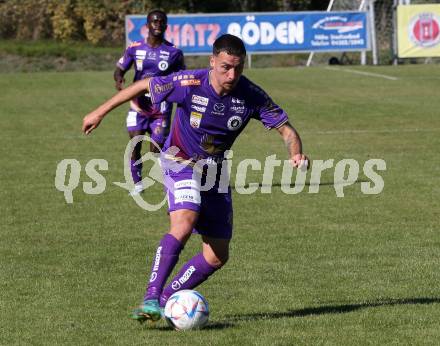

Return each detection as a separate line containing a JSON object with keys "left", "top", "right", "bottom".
{"left": 277, "top": 121, "right": 309, "bottom": 169}
{"left": 82, "top": 78, "right": 151, "bottom": 135}
{"left": 113, "top": 67, "right": 126, "bottom": 90}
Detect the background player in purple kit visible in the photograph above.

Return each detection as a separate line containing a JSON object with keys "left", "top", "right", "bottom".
{"left": 114, "top": 10, "right": 184, "bottom": 195}
{"left": 82, "top": 34, "right": 309, "bottom": 324}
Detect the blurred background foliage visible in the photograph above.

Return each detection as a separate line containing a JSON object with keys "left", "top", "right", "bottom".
{"left": 0, "top": 0, "right": 399, "bottom": 71}
{"left": 0, "top": 0, "right": 327, "bottom": 45}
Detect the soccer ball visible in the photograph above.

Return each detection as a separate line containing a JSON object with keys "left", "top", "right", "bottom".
{"left": 164, "top": 290, "right": 209, "bottom": 330}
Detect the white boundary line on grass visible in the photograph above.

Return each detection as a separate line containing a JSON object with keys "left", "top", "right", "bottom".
{"left": 325, "top": 67, "right": 399, "bottom": 81}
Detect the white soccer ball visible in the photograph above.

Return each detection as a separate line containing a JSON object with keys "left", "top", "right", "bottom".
{"left": 164, "top": 290, "right": 209, "bottom": 330}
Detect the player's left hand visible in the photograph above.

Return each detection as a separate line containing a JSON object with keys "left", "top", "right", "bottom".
{"left": 115, "top": 77, "right": 125, "bottom": 91}
{"left": 82, "top": 111, "right": 103, "bottom": 135}
{"left": 291, "top": 153, "right": 309, "bottom": 170}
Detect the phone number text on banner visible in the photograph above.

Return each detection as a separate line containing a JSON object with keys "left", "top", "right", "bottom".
{"left": 126, "top": 12, "right": 369, "bottom": 54}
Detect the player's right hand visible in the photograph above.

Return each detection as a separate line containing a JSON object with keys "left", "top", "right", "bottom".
{"left": 82, "top": 111, "right": 103, "bottom": 135}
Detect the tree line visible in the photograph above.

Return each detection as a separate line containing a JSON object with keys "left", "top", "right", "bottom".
{"left": 0, "top": 0, "right": 327, "bottom": 44}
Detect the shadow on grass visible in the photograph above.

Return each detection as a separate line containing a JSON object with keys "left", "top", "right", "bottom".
{"left": 154, "top": 321, "right": 235, "bottom": 331}
{"left": 226, "top": 297, "right": 440, "bottom": 322}
{"left": 145, "top": 298, "right": 439, "bottom": 331}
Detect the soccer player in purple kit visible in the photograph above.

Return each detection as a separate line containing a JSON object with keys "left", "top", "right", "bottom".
{"left": 82, "top": 34, "right": 309, "bottom": 324}
{"left": 114, "top": 10, "right": 184, "bottom": 195}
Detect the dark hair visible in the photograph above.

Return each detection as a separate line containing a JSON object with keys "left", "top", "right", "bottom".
{"left": 147, "top": 10, "right": 167, "bottom": 23}
{"left": 213, "top": 34, "right": 246, "bottom": 57}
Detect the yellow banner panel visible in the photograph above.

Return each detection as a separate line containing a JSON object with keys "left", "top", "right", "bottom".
{"left": 397, "top": 4, "right": 440, "bottom": 58}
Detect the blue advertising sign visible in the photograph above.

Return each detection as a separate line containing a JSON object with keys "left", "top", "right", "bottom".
{"left": 126, "top": 12, "right": 369, "bottom": 54}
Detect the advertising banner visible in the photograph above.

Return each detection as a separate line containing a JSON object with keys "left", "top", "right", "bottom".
{"left": 126, "top": 12, "right": 369, "bottom": 54}
{"left": 397, "top": 5, "right": 440, "bottom": 58}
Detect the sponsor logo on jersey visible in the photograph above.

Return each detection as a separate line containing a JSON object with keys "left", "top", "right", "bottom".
{"left": 154, "top": 82, "right": 173, "bottom": 94}
{"left": 171, "top": 265, "right": 196, "bottom": 290}
{"left": 230, "top": 105, "right": 245, "bottom": 114}
{"left": 212, "top": 102, "right": 225, "bottom": 115}
{"left": 227, "top": 115, "right": 243, "bottom": 131}
{"left": 181, "top": 79, "right": 201, "bottom": 86}
{"left": 149, "top": 272, "right": 157, "bottom": 282}
{"left": 232, "top": 97, "right": 245, "bottom": 105}
{"left": 214, "top": 103, "right": 225, "bottom": 112}
{"left": 191, "top": 94, "right": 209, "bottom": 106}
{"left": 159, "top": 51, "right": 170, "bottom": 60}
{"left": 153, "top": 246, "right": 162, "bottom": 271}
{"left": 174, "top": 189, "right": 201, "bottom": 204}
{"left": 191, "top": 104, "right": 206, "bottom": 113}
{"left": 135, "top": 50, "right": 147, "bottom": 59}
{"left": 174, "top": 179, "right": 200, "bottom": 190}
{"left": 179, "top": 266, "right": 196, "bottom": 285}
{"left": 136, "top": 59, "right": 143, "bottom": 71}
{"left": 147, "top": 51, "right": 157, "bottom": 60}
{"left": 129, "top": 42, "right": 142, "bottom": 48}
{"left": 171, "top": 281, "right": 181, "bottom": 290}
{"left": 190, "top": 111, "right": 203, "bottom": 128}
{"left": 158, "top": 60, "right": 169, "bottom": 71}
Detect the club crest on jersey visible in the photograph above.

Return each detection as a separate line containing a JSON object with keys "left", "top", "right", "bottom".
{"left": 227, "top": 115, "right": 243, "bottom": 131}
{"left": 158, "top": 60, "right": 169, "bottom": 71}
{"left": 190, "top": 111, "right": 203, "bottom": 128}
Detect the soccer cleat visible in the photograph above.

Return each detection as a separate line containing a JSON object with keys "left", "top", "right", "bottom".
{"left": 131, "top": 299, "right": 163, "bottom": 323}
{"left": 129, "top": 183, "right": 144, "bottom": 196}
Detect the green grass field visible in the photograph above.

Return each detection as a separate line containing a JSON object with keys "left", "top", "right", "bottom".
{"left": 1, "top": 65, "right": 439, "bottom": 345}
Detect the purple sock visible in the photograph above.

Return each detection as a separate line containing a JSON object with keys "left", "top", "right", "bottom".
{"left": 144, "top": 234, "right": 183, "bottom": 302}
{"left": 130, "top": 159, "right": 142, "bottom": 184}
{"left": 159, "top": 253, "right": 217, "bottom": 307}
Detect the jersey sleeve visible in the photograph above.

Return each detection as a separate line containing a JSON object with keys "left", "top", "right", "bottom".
{"left": 116, "top": 46, "right": 134, "bottom": 71}
{"left": 252, "top": 86, "right": 289, "bottom": 129}
{"left": 149, "top": 71, "right": 196, "bottom": 105}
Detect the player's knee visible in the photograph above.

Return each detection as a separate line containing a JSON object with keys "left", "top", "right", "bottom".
{"left": 169, "top": 221, "right": 196, "bottom": 243}
{"left": 205, "top": 252, "right": 228, "bottom": 268}
{"left": 217, "top": 253, "right": 229, "bottom": 267}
